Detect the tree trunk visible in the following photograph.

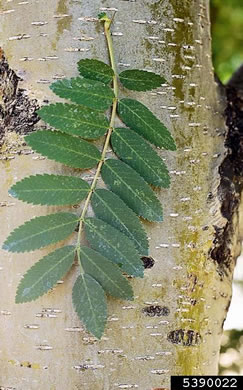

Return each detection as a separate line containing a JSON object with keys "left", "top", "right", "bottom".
{"left": 0, "top": 1, "right": 242, "bottom": 389}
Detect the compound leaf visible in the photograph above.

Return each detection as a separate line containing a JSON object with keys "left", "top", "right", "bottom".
{"left": 111, "top": 128, "right": 170, "bottom": 188}
{"left": 50, "top": 77, "right": 114, "bottom": 111}
{"left": 25, "top": 130, "right": 101, "bottom": 169}
{"left": 101, "top": 159, "right": 163, "bottom": 222}
{"left": 91, "top": 189, "right": 148, "bottom": 255}
{"left": 16, "top": 246, "right": 76, "bottom": 303}
{"left": 80, "top": 246, "right": 133, "bottom": 300}
{"left": 78, "top": 59, "right": 114, "bottom": 84}
{"left": 72, "top": 273, "right": 107, "bottom": 339}
{"left": 3, "top": 212, "right": 78, "bottom": 253}
{"left": 84, "top": 218, "right": 144, "bottom": 278}
{"left": 118, "top": 98, "right": 176, "bottom": 150}
{"left": 9, "top": 174, "right": 90, "bottom": 206}
{"left": 119, "top": 69, "right": 165, "bottom": 91}
{"left": 38, "top": 103, "right": 109, "bottom": 139}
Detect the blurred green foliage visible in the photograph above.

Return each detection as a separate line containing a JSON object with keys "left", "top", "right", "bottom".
{"left": 219, "top": 330, "right": 243, "bottom": 374}
{"left": 211, "top": 0, "right": 243, "bottom": 83}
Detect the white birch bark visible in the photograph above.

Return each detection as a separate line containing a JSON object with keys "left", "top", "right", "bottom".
{"left": 0, "top": 1, "right": 242, "bottom": 389}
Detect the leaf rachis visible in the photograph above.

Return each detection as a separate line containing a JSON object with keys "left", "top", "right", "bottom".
{"left": 76, "top": 15, "right": 119, "bottom": 262}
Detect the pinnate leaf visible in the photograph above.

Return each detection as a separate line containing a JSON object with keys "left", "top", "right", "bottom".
{"left": 84, "top": 217, "right": 144, "bottom": 277}
{"left": 72, "top": 274, "right": 107, "bottom": 339}
{"left": 9, "top": 174, "right": 90, "bottom": 206}
{"left": 118, "top": 98, "right": 176, "bottom": 150}
{"left": 80, "top": 246, "right": 133, "bottom": 300}
{"left": 119, "top": 69, "right": 165, "bottom": 91}
{"left": 78, "top": 59, "right": 114, "bottom": 84}
{"left": 38, "top": 103, "right": 109, "bottom": 139}
{"left": 3, "top": 212, "right": 78, "bottom": 253}
{"left": 111, "top": 128, "right": 170, "bottom": 188}
{"left": 16, "top": 246, "right": 76, "bottom": 303}
{"left": 50, "top": 77, "right": 114, "bottom": 111}
{"left": 91, "top": 189, "right": 148, "bottom": 255}
{"left": 101, "top": 159, "right": 163, "bottom": 222}
{"left": 25, "top": 130, "right": 101, "bottom": 169}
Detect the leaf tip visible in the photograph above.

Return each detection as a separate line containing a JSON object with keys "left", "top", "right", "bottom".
{"left": 24, "top": 133, "right": 31, "bottom": 142}
{"left": 2, "top": 239, "right": 15, "bottom": 252}
{"left": 162, "top": 177, "right": 171, "bottom": 189}
{"left": 36, "top": 106, "right": 44, "bottom": 117}
{"left": 170, "top": 142, "right": 177, "bottom": 151}
{"left": 15, "top": 285, "right": 30, "bottom": 304}
{"left": 2, "top": 242, "right": 8, "bottom": 251}
{"left": 93, "top": 330, "right": 104, "bottom": 340}
{"left": 49, "top": 82, "right": 56, "bottom": 93}
{"left": 8, "top": 187, "right": 17, "bottom": 199}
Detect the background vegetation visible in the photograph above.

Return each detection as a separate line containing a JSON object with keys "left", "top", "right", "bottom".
{"left": 211, "top": 0, "right": 243, "bottom": 83}
{"left": 219, "top": 330, "right": 243, "bottom": 375}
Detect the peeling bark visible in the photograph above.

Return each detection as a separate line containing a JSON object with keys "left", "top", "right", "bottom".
{"left": 0, "top": 1, "right": 242, "bottom": 389}
{"left": 0, "top": 49, "right": 39, "bottom": 147}
{"left": 210, "top": 68, "right": 243, "bottom": 275}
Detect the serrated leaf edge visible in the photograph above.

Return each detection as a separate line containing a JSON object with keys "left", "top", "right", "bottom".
{"left": 103, "top": 160, "right": 163, "bottom": 222}
{"left": 118, "top": 98, "right": 176, "bottom": 150}
{"left": 84, "top": 218, "right": 144, "bottom": 277}
{"left": 78, "top": 58, "right": 114, "bottom": 83}
{"left": 92, "top": 189, "right": 148, "bottom": 253}
{"left": 50, "top": 77, "right": 114, "bottom": 111}
{"left": 3, "top": 213, "right": 79, "bottom": 253}
{"left": 119, "top": 69, "right": 165, "bottom": 91}
{"left": 80, "top": 246, "right": 134, "bottom": 300}
{"left": 38, "top": 103, "right": 109, "bottom": 133}
{"left": 72, "top": 274, "right": 107, "bottom": 339}
{"left": 112, "top": 128, "right": 170, "bottom": 188}
{"left": 15, "top": 246, "right": 76, "bottom": 303}
{"left": 9, "top": 174, "right": 90, "bottom": 206}
{"left": 25, "top": 130, "right": 101, "bottom": 165}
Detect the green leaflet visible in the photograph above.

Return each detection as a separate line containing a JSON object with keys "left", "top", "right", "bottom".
{"left": 111, "top": 128, "right": 170, "bottom": 188}
{"left": 84, "top": 218, "right": 144, "bottom": 277}
{"left": 25, "top": 130, "right": 101, "bottom": 169}
{"left": 38, "top": 103, "right": 109, "bottom": 139}
{"left": 16, "top": 246, "right": 76, "bottom": 303}
{"left": 91, "top": 189, "right": 148, "bottom": 255}
{"left": 80, "top": 246, "right": 133, "bottom": 300}
{"left": 72, "top": 274, "right": 107, "bottom": 339}
{"left": 9, "top": 174, "right": 90, "bottom": 206}
{"left": 50, "top": 77, "right": 114, "bottom": 111}
{"left": 101, "top": 159, "right": 163, "bottom": 222}
{"left": 119, "top": 69, "right": 165, "bottom": 91}
{"left": 78, "top": 59, "right": 114, "bottom": 84}
{"left": 3, "top": 213, "right": 78, "bottom": 253}
{"left": 118, "top": 98, "right": 176, "bottom": 150}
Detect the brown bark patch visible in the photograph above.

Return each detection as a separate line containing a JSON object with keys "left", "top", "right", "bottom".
{"left": 142, "top": 305, "right": 170, "bottom": 317}
{"left": 0, "top": 48, "right": 39, "bottom": 147}
{"left": 141, "top": 256, "right": 155, "bottom": 269}
{"left": 210, "top": 69, "right": 243, "bottom": 274}
{"left": 167, "top": 329, "right": 201, "bottom": 346}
